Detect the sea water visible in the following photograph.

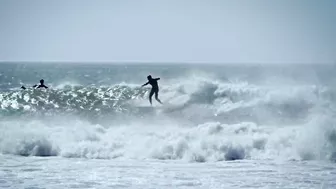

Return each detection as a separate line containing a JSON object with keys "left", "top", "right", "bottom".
{"left": 0, "top": 62, "right": 335, "bottom": 188}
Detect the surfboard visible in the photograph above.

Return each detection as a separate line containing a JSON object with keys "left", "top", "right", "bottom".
{"left": 136, "top": 106, "right": 155, "bottom": 112}
{"left": 132, "top": 98, "right": 184, "bottom": 114}
{"left": 133, "top": 99, "right": 162, "bottom": 108}
{"left": 136, "top": 104, "right": 163, "bottom": 109}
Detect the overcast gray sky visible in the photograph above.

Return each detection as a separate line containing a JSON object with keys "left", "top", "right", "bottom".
{"left": 0, "top": 0, "right": 335, "bottom": 63}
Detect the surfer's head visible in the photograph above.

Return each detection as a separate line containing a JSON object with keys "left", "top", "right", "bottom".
{"left": 147, "top": 75, "right": 152, "bottom": 80}
{"left": 40, "top": 79, "right": 44, "bottom": 84}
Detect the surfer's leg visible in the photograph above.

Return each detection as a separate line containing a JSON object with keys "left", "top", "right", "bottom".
{"left": 155, "top": 89, "right": 162, "bottom": 104}
{"left": 149, "top": 90, "right": 154, "bottom": 105}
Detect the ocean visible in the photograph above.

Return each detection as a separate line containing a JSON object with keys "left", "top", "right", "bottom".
{"left": 0, "top": 62, "right": 335, "bottom": 188}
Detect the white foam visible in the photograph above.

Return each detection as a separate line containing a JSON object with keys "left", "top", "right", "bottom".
{"left": 0, "top": 113, "right": 334, "bottom": 162}
{"left": 0, "top": 72, "right": 336, "bottom": 163}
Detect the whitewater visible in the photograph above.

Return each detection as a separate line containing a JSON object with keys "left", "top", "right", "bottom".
{"left": 0, "top": 62, "right": 335, "bottom": 188}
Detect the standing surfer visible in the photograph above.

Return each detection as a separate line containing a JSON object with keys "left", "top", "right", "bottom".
{"left": 141, "top": 75, "right": 162, "bottom": 105}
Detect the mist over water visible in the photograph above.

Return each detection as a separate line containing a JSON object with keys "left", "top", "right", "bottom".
{"left": 0, "top": 63, "right": 336, "bottom": 163}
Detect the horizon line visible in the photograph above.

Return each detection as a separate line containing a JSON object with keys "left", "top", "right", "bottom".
{"left": 0, "top": 61, "right": 334, "bottom": 65}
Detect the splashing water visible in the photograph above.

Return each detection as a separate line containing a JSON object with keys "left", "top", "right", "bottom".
{"left": 1, "top": 63, "right": 336, "bottom": 163}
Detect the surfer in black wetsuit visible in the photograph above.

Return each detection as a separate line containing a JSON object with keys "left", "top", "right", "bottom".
{"left": 33, "top": 79, "right": 48, "bottom": 89}
{"left": 141, "top": 75, "right": 162, "bottom": 105}
{"left": 21, "top": 79, "right": 48, "bottom": 90}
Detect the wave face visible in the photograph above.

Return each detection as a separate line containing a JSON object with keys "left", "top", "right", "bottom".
{"left": 1, "top": 63, "right": 336, "bottom": 162}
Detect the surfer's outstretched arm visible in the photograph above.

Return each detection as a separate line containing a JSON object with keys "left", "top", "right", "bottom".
{"left": 141, "top": 82, "right": 149, "bottom": 87}
{"left": 154, "top": 78, "right": 160, "bottom": 80}
{"left": 38, "top": 85, "right": 48, "bottom": 89}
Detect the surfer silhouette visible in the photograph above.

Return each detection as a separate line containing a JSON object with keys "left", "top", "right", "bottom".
{"left": 33, "top": 79, "right": 48, "bottom": 89}
{"left": 21, "top": 79, "right": 48, "bottom": 90}
{"left": 141, "top": 75, "right": 162, "bottom": 105}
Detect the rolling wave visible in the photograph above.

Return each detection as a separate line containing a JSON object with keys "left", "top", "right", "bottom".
{"left": 0, "top": 79, "right": 334, "bottom": 123}
{"left": 0, "top": 77, "right": 336, "bottom": 162}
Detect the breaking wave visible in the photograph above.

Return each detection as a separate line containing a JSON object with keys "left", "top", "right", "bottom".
{"left": 0, "top": 75, "right": 336, "bottom": 162}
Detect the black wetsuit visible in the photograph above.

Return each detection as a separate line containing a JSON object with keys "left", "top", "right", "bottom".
{"left": 33, "top": 84, "right": 48, "bottom": 89}
{"left": 21, "top": 79, "right": 48, "bottom": 90}
{"left": 147, "top": 78, "right": 159, "bottom": 92}
{"left": 142, "top": 78, "right": 162, "bottom": 104}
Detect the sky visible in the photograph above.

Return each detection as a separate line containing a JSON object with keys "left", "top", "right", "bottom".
{"left": 0, "top": 0, "right": 335, "bottom": 64}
